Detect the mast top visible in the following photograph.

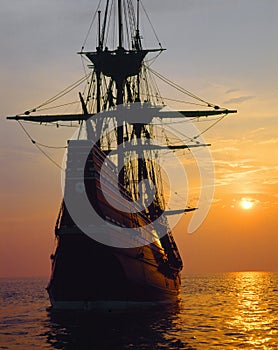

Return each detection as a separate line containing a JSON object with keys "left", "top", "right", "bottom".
{"left": 118, "top": 0, "right": 123, "bottom": 48}
{"left": 78, "top": 0, "right": 164, "bottom": 83}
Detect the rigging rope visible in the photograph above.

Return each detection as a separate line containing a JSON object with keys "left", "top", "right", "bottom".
{"left": 148, "top": 94, "right": 208, "bottom": 107}
{"left": 139, "top": 0, "right": 163, "bottom": 48}
{"left": 36, "top": 101, "right": 80, "bottom": 112}
{"left": 80, "top": 0, "right": 102, "bottom": 51}
{"left": 17, "top": 121, "right": 66, "bottom": 171}
{"left": 147, "top": 66, "right": 217, "bottom": 108}
{"left": 144, "top": 50, "right": 163, "bottom": 66}
{"left": 24, "top": 73, "right": 91, "bottom": 115}
{"left": 103, "top": 0, "right": 114, "bottom": 48}
{"left": 159, "top": 112, "right": 228, "bottom": 147}
{"left": 192, "top": 113, "right": 228, "bottom": 138}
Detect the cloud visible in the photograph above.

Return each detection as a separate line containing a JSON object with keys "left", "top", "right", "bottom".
{"left": 215, "top": 164, "right": 278, "bottom": 187}
{"left": 259, "top": 138, "right": 278, "bottom": 145}
{"left": 246, "top": 127, "right": 265, "bottom": 135}
{"left": 213, "top": 158, "right": 256, "bottom": 169}
{"left": 262, "top": 179, "right": 278, "bottom": 185}
{"left": 212, "top": 146, "right": 240, "bottom": 153}
{"left": 226, "top": 88, "right": 240, "bottom": 94}
{"left": 224, "top": 96, "right": 255, "bottom": 105}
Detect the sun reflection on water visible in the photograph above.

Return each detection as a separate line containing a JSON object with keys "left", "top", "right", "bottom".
{"left": 1, "top": 274, "right": 277, "bottom": 349}
{"left": 226, "top": 272, "right": 277, "bottom": 349}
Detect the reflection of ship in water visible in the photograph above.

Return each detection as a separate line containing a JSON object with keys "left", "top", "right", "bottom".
{"left": 6, "top": 0, "right": 236, "bottom": 310}
{"left": 46, "top": 304, "right": 183, "bottom": 350}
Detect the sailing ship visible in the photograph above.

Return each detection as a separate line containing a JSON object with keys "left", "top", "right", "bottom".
{"left": 6, "top": 0, "right": 236, "bottom": 310}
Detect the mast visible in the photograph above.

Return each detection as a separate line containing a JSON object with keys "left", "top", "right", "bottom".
{"left": 136, "top": 0, "right": 141, "bottom": 101}
{"left": 137, "top": 0, "right": 140, "bottom": 34}
{"left": 116, "top": 0, "right": 124, "bottom": 185}
{"left": 118, "top": 0, "right": 123, "bottom": 48}
{"left": 96, "top": 11, "right": 102, "bottom": 115}
{"left": 98, "top": 11, "right": 101, "bottom": 48}
{"left": 101, "top": 0, "right": 110, "bottom": 49}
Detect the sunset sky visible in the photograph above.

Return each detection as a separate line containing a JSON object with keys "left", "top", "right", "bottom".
{"left": 0, "top": 0, "right": 277, "bottom": 277}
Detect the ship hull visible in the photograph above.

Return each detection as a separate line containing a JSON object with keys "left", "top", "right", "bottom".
{"left": 47, "top": 233, "right": 181, "bottom": 310}
{"left": 47, "top": 140, "right": 182, "bottom": 310}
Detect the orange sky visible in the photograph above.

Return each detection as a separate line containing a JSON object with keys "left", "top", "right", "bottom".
{"left": 1, "top": 0, "right": 278, "bottom": 277}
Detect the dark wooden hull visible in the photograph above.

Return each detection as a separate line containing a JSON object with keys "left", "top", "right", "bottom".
{"left": 47, "top": 233, "right": 181, "bottom": 310}
{"left": 47, "top": 140, "right": 182, "bottom": 310}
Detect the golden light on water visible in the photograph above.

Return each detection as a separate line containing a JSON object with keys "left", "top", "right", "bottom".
{"left": 226, "top": 272, "right": 277, "bottom": 349}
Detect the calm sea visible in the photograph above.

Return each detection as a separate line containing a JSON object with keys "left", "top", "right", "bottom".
{"left": 1, "top": 272, "right": 277, "bottom": 349}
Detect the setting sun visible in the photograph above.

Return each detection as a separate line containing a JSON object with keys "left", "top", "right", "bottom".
{"left": 240, "top": 198, "right": 254, "bottom": 210}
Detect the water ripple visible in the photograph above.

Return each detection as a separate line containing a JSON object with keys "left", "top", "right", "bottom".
{"left": 0, "top": 272, "right": 277, "bottom": 349}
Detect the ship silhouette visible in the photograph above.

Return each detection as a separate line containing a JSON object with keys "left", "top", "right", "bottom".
{"left": 7, "top": 0, "right": 236, "bottom": 310}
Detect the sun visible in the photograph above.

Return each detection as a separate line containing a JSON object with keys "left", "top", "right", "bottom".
{"left": 240, "top": 198, "right": 254, "bottom": 210}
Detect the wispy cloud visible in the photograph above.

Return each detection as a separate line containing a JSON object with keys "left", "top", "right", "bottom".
{"left": 259, "top": 138, "right": 278, "bottom": 145}
{"left": 226, "top": 88, "right": 240, "bottom": 94}
{"left": 224, "top": 96, "right": 255, "bottom": 105}
{"left": 212, "top": 146, "right": 240, "bottom": 153}
{"left": 213, "top": 158, "right": 256, "bottom": 169}
{"left": 246, "top": 127, "right": 265, "bottom": 136}
{"left": 262, "top": 179, "right": 278, "bottom": 185}
{"left": 215, "top": 164, "right": 278, "bottom": 187}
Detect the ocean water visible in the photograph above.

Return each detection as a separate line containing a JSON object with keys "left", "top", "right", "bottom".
{"left": 1, "top": 272, "right": 277, "bottom": 349}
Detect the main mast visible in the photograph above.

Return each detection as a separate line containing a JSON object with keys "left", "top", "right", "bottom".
{"left": 80, "top": 0, "right": 162, "bottom": 189}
